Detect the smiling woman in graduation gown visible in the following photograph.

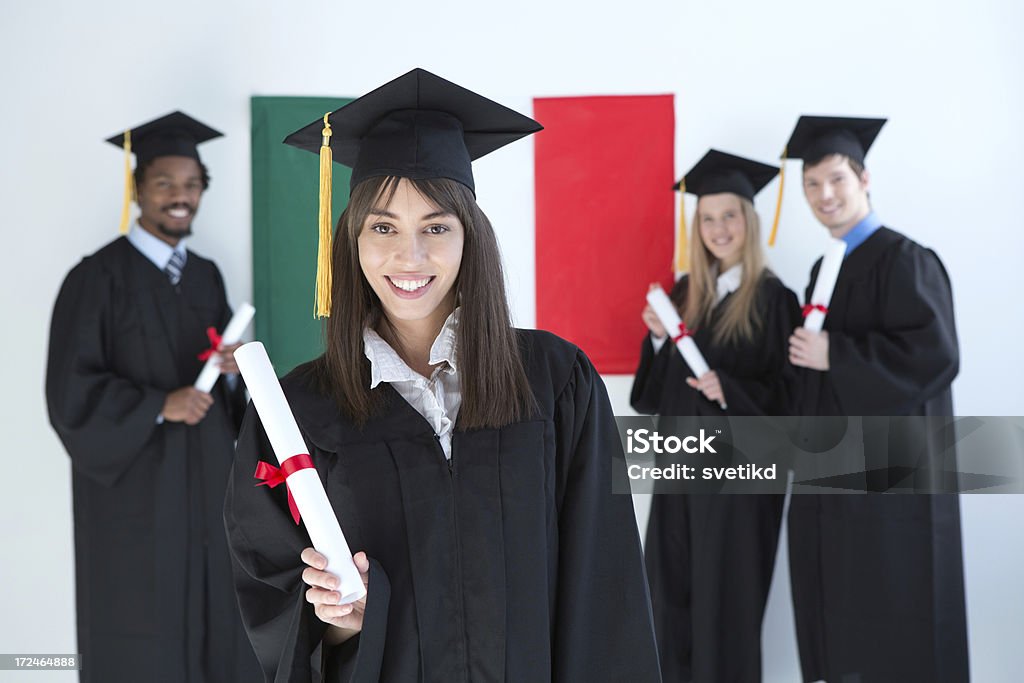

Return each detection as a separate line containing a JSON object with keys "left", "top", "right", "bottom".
{"left": 224, "top": 69, "right": 661, "bottom": 683}
{"left": 631, "top": 150, "right": 800, "bottom": 683}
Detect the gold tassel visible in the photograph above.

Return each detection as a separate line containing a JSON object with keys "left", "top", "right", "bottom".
{"left": 315, "top": 113, "right": 333, "bottom": 318}
{"left": 768, "top": 146, "right": 786, "bottom": 247}
{"left": 119, "top": 130, "right": 134, "bottom": 234}
{"left": 674, "top": 181, "right": 689, "bottom": 274}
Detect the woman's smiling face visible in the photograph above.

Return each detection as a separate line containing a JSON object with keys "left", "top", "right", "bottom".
{"left": 697, "top": 192, "right": 747, "bottom": 269}
{"left": 358, "top": 177, "right": 465, "bottom": 331}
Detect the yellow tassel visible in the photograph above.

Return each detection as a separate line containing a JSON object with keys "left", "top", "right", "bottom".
{"left": 768, "top": 146, "right": 786, "bottom": 247}
{"left": 674, "top": 181, "right": 689, "bottom": 274}
{"left": 118, "top": 130, "right": 134, "bottom": 234}
{"left": 315, "top": 113, "right": 333, "bottom": 318}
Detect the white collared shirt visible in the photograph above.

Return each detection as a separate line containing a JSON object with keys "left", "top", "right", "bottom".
{"left": 127, "top": 222, "right": 188, "bottom": 273}
{"left": 363, "top": 309, "right": 462, "bottom": 460}
{"left": 714, "top": 263, "right": 743, "bottom": 305}
{"left": 651, "top": 264, "right": 743, "bottom": 351}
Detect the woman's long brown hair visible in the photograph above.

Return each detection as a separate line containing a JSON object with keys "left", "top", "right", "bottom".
{"left": 313, "top": 175, "right": 535, "bottom": 429}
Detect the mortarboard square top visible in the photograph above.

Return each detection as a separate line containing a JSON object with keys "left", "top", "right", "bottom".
{"left": 784, "top": 115, "right": 887, "bottom": 165}
{"left": 674, "top": 149, "right": 779, "bottom": 202}
{"left": 106, "top": 111, "right": 222, "bottom": 164}
{"left": 283, "top": 68, "right": 543, "bottom": 194}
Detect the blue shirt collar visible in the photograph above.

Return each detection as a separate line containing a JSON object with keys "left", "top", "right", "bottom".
{"left": 840, "top": 211, "right": 882, "bottom": 255}
{"left": 127, "top": 222, "right": 187, "bottom": 271}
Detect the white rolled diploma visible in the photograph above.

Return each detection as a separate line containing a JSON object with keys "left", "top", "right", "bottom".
{"left": 194, "top": 303, "right": 257, "bottom": 393}
{"left": 803, "top": 239, "right": 847, "bottom": 333}
{"left": 646, "top": 285, "right": 726, "bottom": 410}
{"left": 234, "top": 341, "right": 366, "bottom": 604}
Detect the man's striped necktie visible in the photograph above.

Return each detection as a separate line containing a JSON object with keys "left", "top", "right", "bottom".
{"left": 165, "top": 250, "right": 186, "bottom": 285}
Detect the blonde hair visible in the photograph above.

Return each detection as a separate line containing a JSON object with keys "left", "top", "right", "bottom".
{"left": 680, "top": 195, "right": 766, "bottom": 346}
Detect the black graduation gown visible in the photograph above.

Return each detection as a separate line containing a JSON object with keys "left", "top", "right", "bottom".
{"left": 788, "top": 227, "right": 969, "bottom": 683}
{"left": 631, "top": 273, "right": 800, "bottom": 683}
{"left": 224, "top": 329, "right": 662, "bottom": 683}
{"left": 46, "top": 237, "right": 261, "bottom": 683}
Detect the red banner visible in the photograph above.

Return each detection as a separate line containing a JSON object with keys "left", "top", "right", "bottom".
{"left": 534, "top": 94, "right": 676, "bottom": 374}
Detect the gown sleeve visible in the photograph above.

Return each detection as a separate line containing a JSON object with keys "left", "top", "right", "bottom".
{"left": 716, "top": 281, "right": 802, "bottom": 415}
{"left": 224, "top": 403, "right": 391, "bottom": 683}
{"left": 826, "top": 245, "right": 959, "bottom": 415}
{"left": 45, "top": 259, "right": 167, "bottom": 487}
{"left": 552, "top": 350, "right": 663, "bottom": 682}
{"left": 631, "top": 277, "right": 688, "bottom": 415}
{"left": 211, "top": 264, "right": 248, "bottom": 431}
{"left": 629, "top": 334, "right": 673, "bottom": 414}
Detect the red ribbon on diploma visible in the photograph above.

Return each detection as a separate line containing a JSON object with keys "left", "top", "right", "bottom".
{"left": 197, "top": 327, "right": 223, "bottom": 361}
{"left": 801, "top": 304, "right": 828, "bottom": 318}
{"left": 254, "top": 454, "right": 315, "bottom": 525}
{"left": 672, "top": 323, "right": 693, "bottom": 344}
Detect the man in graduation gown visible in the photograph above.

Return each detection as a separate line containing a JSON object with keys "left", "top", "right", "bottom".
{"left": 46, "top": 112, "right": 260, "bottom": 682}
{"left": 784, "top": 116, "right": 969, "bottom": 683}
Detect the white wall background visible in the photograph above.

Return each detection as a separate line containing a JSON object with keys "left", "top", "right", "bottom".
{"left": 2, "top": 1, "right": 1022, "bottom": 680}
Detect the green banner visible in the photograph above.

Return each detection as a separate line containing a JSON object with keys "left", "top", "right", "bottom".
{"left": 251, "top": 96, "right": 353, "bottom": 376}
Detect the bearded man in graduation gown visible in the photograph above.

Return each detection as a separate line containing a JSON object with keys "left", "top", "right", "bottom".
{"left": 784, "top": 116, "right": 969, "bottom": 683}
{"left": 45, "top": 112, "right": 260, "bottom": 683}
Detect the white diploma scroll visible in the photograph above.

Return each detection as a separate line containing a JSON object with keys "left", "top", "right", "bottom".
{"left": 803, "top": 239, "right": 847, "bottom": 333}
{"left": 234, "top": 342, "right": 366, "bottom": 604}
{"left": 646, "top": 285, "right": 726, "bottom": 410}
{"left": 193, "top": 303, "right": 256, "bottom": 393}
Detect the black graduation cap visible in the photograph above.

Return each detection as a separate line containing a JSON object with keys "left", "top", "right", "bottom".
{"left": 283, "top": 68, "right": 543, "bottom": 194}
{"left": 669, "top": 150, "right": 779, "bottom": 272}
{"left": 784, "top": 115, "right": 887, "bottom": 165}
{"left": 105, "top": 111, "right": 222, "bottom": 235}
{"left": 284, "top": 68, "right": 542, "bottom": 318}
{"left": 106, "top": 110, "right": 223, "bottom": 165}
{"left": 674, "top": 149, "right": 779, "bottom": 201}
